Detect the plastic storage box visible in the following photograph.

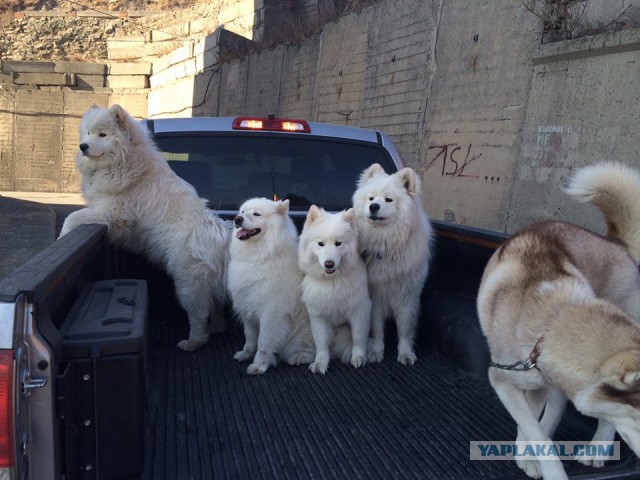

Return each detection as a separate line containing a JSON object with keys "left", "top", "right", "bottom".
{"left": 59, "top": 279, "right": 147, "bottom": 480}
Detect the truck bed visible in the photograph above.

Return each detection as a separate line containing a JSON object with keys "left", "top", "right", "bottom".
{"left": 2, "top": 221, "right": 638, "bottom": 479}
{"left": 131, "top": 225, "right": 638, "bottom": 480}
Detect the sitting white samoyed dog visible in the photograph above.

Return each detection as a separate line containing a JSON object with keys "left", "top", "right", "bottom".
{"left": 298, "top": 205, "right": 372, "bottom": 374}
{"left": 352, "top": 163, "right": 433, "bottom": 365}
{"left": 59, "top": 104, "right": 230, "bottom": 352}
{"left": 228, "top": 197, "right": 315, "bottom": 374}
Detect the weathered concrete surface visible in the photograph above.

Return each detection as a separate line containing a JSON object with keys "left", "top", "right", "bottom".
{"left": 359, "top": 0, "right": 440, "bottom": 170}
{"left": 278, "top": 40, "right": 321, "bottom": 119}
{"left": 313, "top": 11, "right": 371, "bottom": 126}
{"left": 0, "top": 86, "right": 144, "bottom": 193}
{"left": 419, "top": 0, "right": 540, "bottom": 231}
{"left": 508, "top": 28, "right": 640, "bottom": 234}
{"left": 2, "top": 0, "right": 640, "bottom": 235}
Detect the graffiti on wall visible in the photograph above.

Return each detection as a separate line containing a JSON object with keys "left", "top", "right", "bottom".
{"left": 427, "top": 143, "right": 488, "bottom": 180}
{"left": 534, "top": 125, "right": 581, "bottom": 167}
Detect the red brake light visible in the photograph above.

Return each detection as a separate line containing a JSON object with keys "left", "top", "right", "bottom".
{"left": 0, "top": 350, "right": 13, "bottom": 468}
{"left": 233, "top": 117, "right": 311, "bottom": 133}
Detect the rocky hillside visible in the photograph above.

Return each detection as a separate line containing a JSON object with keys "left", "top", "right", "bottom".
{"left": 0, "top": 0, "right": 218, "bottom": 62}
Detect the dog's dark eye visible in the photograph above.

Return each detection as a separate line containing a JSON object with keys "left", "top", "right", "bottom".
{"left": 253, "top": 212, "right": 261, "bottom": 217}
{"left": 385, "top": 198, "right": 393, "bottom": 203}
{"left": 98, "top": 133, "right": 107, "bottom": 138}
{"left": 335, "top": 241, "right": 342, "bottom": 247}
{"left": 368, "top": 197, "right": 374, "bottom": 201}
{"left": 318, "top": 241, "right": 325, "bottom": 247}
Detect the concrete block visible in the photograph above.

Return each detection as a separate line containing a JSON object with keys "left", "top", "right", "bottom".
{"left": 152, "top": 22, "right": 190, "bottom": 42}
{"left": 24, "top": 10, "right": 68, "bottom": 17}
{"left": 106, "top": 75, "right": 149, "bottom": 89}
{"left": 77, "top": 11, "right": 122, "bottom": 18}
{"left": 107, "top": 37, "right": 147, "bottom": 60}
{"left": 107, "top": 47, "right": 143, "bottom": 61}
{"left": 75, "top": 74, "right": 105, "bottom": 89}
{"left": 152, "top": 55, "right": 172, "bottom": 74}
{"left": 185, "top": 59, "right": 198, "bottom": 77}
{"left": 15, "top": 178, "right": 59, "bottom": 192}
{"left": 0, "top": 72, "right": 14, "bottom": 84}
{"left": 108, "top": 62, "right": 152, "bottom": 75}
{"left": 219, "top": 0, "right": 255, "bottom": 25}
{"left": 54, "top": 62, "right": 107, "bottom": 75}
{"left": 13, "top": 72, "right": 73, "bottom": 86}
{"left": 195, "top": 47, "right": 219, "bottom": 71}
{"left": 218, "top": 28, "right": 253, "bottom": 58}
{"left": 170, "top": 43, "right": 194, "bottom": 66}
{"left": 190, "top": 18, "right": 216, "bottom": 36}
{"left": 3, "top": 60, "right": 54, "bottom": 73}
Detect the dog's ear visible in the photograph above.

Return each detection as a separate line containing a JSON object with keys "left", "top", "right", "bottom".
{"left": 602, "top": 372, "right": 640, "bottom": 394}
{"left": 304, "top": 205, "right": 322, "bottom": 228}
{"left": 397, "top": 167, "right": 420, "bottom": 195}
{"left": 600, "top": 350, "right": 640, "bottom": 393}
{"left": 276, "top": 199, "right": 290, "bottom": 215}
{"left": 343, "top": 208, "right": 355, "bottom": 225}
{"left": 358, "top": 163, "right": 385, "bottom": 186}
{"left": 109, "top": 104, "right": 148, "bottom": 145}
{"left": 110, "top": 104, "right": 129, "bottom": 131}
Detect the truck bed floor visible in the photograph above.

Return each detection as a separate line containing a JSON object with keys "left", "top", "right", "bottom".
{"left": 142, "top": 316, "right": 637, "bottom": 480}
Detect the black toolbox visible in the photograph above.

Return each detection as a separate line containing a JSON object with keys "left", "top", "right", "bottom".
{"left": 59, "top": 279, "right": 147, "bottom": 480}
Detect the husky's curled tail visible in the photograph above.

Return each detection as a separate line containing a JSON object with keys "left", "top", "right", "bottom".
{"left": 566, "top": 162, "right": 640, "bottom": 263}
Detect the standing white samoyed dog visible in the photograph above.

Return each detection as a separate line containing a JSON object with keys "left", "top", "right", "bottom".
{"left": 228, "top": 197, "right": 315, "bottom": 374}
{"left": 352, "top": 163, "right": 433, "bottom": 365}
{"left": 298, "top": 205, "right": 372, "bottom": 374}
{"left": 59, "top": 104, "right": 230, "bottom": 352}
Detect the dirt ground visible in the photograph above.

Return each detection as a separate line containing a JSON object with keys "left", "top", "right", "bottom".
{"left": 0, "top": 0, "right": 223, "bottom": 61}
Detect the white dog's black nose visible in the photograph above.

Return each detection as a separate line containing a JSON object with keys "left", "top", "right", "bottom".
{"left": 79, "top": 143, "right": 89, "bottom": 153}
{"left": 369, "top": 203, "right": 380, "bottom": 213}
{"left": 234, "top": 215, "right": 243, "bottom": 227}
{"left": 324, "top": 261, "right": 335, "bottom": 270}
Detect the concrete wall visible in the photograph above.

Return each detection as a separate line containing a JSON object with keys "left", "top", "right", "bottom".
{"left": 2, "top": 0, "right": 640, "bottom": 236}
{"left": 420, "top": 1, "right": 540, "bottom": 230}
{"left": 0, "top": 60, "right": 148, "bottom": 192}
{"left": 508, "top": 29, "right": 640, "bottom": 234}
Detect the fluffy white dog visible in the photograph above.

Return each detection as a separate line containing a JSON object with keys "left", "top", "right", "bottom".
{"left": 352, "top": 163, "right": 433, "bottom": 365}
{"left": 59, "top": 104, "right": 230, "bottom": 351}
{"left": 298, "top": 205, "right": 371, "bottom": 374}
{"left": 228, "top": 197, "right": 315, "bottom": 374}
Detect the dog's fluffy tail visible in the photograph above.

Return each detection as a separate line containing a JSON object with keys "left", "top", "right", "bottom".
{"left": 566, "top": 162, "right": 640, "bottom": 263}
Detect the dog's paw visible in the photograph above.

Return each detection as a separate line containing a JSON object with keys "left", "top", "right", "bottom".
{"left": 247, "top": 362, "right": 271, "bottom": 375}
{"left": 367, "top": 346, "right": 384, "bottom": 363}
{"left": 578, "top": 457, "right": 605, "bottom": 468}
{"left": 516, "top": 458, "right": 541, "bottom": 479}
{"left": 397, "top": 351, "right": 417, "bottom": 365}
{"left": 233, "top": 350, "right": 253, "bottom": 362}
{"left": 287, "top": 351, "right": 315, "bottom": 366}
{"left": 177, "top": 337, "right": 207, "bottom": 351}
{"left": 351, "top": 354, "right": 365, "bottom": 368}
{"left": 309, "top": 361, "right": 328, "bottom": 374}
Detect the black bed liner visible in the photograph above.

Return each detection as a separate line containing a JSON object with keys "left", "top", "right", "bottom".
{"left": 142, "top": 309, "right": 638, "bottom": 480}
{"left": 129, "top": 225, "right": 639, "bottom": 480}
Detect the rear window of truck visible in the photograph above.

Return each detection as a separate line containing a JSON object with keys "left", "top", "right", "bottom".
{"left": 153, "top": 134, "right": 396, "bottom": 212}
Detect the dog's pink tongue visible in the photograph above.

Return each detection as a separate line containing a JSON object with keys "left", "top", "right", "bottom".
{"left": 236, "top": 229, "right": 252, "bottom": 240}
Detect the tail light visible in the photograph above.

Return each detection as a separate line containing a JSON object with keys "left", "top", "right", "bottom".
{"left": 0, "top": 350, "right": 13, "bottom": 468}
{"left": 233, "top": 116, "right": 311, "bottom": 133}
